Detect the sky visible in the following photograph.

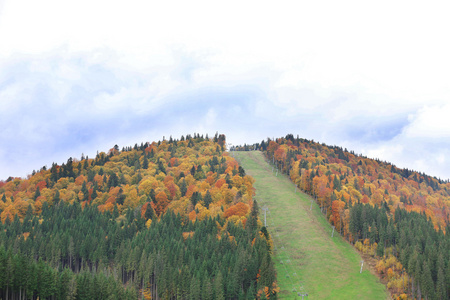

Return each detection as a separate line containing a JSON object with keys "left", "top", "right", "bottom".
{"left": 1, "top": 0, "right": 450, "bottom": 181}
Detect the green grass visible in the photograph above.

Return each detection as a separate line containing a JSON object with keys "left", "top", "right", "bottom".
{"left": 234, "top": 151, "right": 389, "bottom": 300}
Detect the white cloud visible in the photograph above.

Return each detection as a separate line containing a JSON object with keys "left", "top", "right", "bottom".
{"left": 1, "top": 0, "right": 450, "bottom": 180}
{"left": 403, "top": 104, "right": 450, "bottom": 138}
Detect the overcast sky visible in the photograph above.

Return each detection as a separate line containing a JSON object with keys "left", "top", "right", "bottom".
{"left": 1, "top": 0, "right": 450, "bottom": 180}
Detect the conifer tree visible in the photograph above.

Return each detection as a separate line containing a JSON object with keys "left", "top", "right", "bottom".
{"left": 34, "top": 187, "right": 40, "bottom": 200}
{"left": 189, "top": 275, "right": 201, "bottom": 300}
{"left": 179, "top": 179, "right": 187, "bottom": 197}
{"left": 81, "top": 181, "right": 89, "bottom": 202}
{"left": 53, "top": 190, "right": 60, "bottom": 204}
{"left": 421, "top": 260, "right": 435, "bottom": 300}
{"left": 142, "top": 155, "right": 149, "bottom": 169}
{"left": 214, "top": 271, "right": 225, "bottom": 300}
{"left": 436, "top": 264, "right": 447, "bottom": 300}
{"left": 203, "top": 191, "right": 212, "bottom": 209}
{"left": 145, "top": 203, "right": 155, "bottom": 220}
{"left": 149, "top": 189, "right": 156, "bottom": 203}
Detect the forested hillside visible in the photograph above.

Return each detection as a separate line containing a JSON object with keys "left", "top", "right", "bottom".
{"left": 243, "top": 135, "right": 450, "bottom": 300}
{"left": 0, "top": 133, "right": 277, "bottom": 299}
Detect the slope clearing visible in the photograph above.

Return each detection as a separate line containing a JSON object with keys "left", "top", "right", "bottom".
{"left": 235, "top": 151, "right": 389, "bottom": 300}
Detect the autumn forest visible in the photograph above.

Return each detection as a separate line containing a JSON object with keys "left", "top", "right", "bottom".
{"left": 0, "top": 134, "right": 277, "bottom": 299}
{"left": 1, "top": 133, "right": 449, "bottom": 300}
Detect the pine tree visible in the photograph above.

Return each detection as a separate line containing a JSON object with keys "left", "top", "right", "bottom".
{"left": 238, "top": 166, "right": 246, "bottom": 177}
{"left": 247, "top": 200, "right": 259, "bottom": 238}
{"left": 333, "top": 175, "right": 341, "bottom": 191}
{"left": 189, "top": 275, "right": 201, "bottom": 300}
{"left": 107, "top": 173, "right": 119, "bottom": 188}
{"left": 145, "top": 203, "right": 155, "bottom": 220}
{"left": 421, "top": 260, "right": 435, "bottom": 300}
{"left": 34, "top": 186, "right": 41, "bottom": 200}
{"left": 66, "top": 157, "right": 75, "bottom": 178}
{"left": 202, "top": 277, "right": 213, "bottom": 300}
{"left": 53, "top": 190, "right": 60, "bottom": 204}
{"left": 214, "top": 271, "right": 225, "bottom": 300}
{"left": 436, "top": 264, "right": 447, "bottom": 300}
{"left": 149, "top": 189, "right": 156, "bottom": 203}
{"left": 180, "top": 179, "right": 187, "bottom": 197}
{"left": 81, "top": 181, "right": 89, "bottom": 202}
{"left": 203, "top": 191, "right": 212, "bottom": 209}
{"left": 191, "top": 192, "right": 202, "bottom": 207}
{"left": 50, "top": 163, "right": 58, "bottom": 182}
{"left": 143, "top": 155, "right": 149, "bottom": 169}
{"left": 91, "top": 186, "right": 97, "bottom": 200}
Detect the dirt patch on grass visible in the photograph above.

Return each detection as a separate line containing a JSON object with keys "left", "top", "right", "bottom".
{"left": 291, "top": 253, "right": 306, "bottom": 260}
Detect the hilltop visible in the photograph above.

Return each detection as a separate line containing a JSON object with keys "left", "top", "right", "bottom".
{"left": 0, "top": 134, "right": 277, "bottom": 299}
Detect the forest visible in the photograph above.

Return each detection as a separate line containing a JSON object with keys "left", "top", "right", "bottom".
{"left": 247, "top": 135, "right": 450, "bottom": 300}
{"left": 0, "top": 133, "right": 278, "bottom": 300}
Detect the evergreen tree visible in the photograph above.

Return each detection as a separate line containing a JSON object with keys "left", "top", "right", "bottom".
{"left": 214, "top": 271, "right": 225, "bottom": 300}
{"left": 145, "top": 203, "right": 155, "bottom": 220}
{"left": 143, "top": 155, "right": 149, "bottom": 169}
{"left": 54, "top": 190, "right": 60, "bottom": 204}
{"left": 81, "top": 181, "right": 89, "bottom": 202}
{"left": 107, "top": 173, "right": 119, "bottom": 188}
{"left": 436, "top": 264, "right": 447, "bottom": 300}
{"left": 66, "top": 157, "right": 76, "bottom": 178}
{"left": 191, "top": 192, "right": 202, "bottom": 207}
{"left": 333, "top": 175, "right": 341, "bottom": 191}
{"left": 180, "top": 179, "right": 187, "bottom": 197}
{"left": 203, "top": 191, "right": 212, "bottom": 209}
{"left": 50, "top": 163, "right": 58, "bottom": 182}
{"left": 149, "top": 189, "right": 156, "bottom": 203}
{"left": 202, "top": 277, "right": 213, "bottom": 300}
{"left": 189, "top": 275, "right": 201, "bottom": 300}
{"left": 421, "top": 260, "right": 435, "bottom": 300}
{"left": 91, "top": 186, "right": 97, "bottom": 200}
{"left": 247, "top": 200, "right": 259, "bottom": 238}
{"left": 113, "top": 204, "right": 119, "bottom": 219}
{"left": 34, "top": 187, "right": 41, "bottom": 200}
{"left": 238, "top": 166, "right": 246, "bottom": 177}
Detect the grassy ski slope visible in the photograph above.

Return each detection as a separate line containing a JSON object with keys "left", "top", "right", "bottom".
{"left": 235, "top": 151, "right": 389, "bottom": 300}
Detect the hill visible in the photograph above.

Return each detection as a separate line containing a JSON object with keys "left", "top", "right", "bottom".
{"left": 0, "top": 134, "right": 277, "bottom": 299}
{"left": 237, "top": 135, "right": 450, "bottom": 300}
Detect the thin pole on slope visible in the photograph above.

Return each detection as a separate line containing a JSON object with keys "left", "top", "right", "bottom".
{"left": 262, "top": 206, "right": 269, "bottom": 227}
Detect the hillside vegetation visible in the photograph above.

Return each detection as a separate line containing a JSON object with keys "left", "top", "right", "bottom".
{"left": 235, "top": 151, "right": 388, "bottom": 299}
{"left": 238, "top": 135, "right": 449, "bottom": 300}
{"left": 0, "top": 134, "right": 277, "bottom": 299}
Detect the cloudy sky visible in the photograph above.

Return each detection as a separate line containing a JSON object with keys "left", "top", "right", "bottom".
{"left": 1, "top": 0, "right": 450, "bottom": 180}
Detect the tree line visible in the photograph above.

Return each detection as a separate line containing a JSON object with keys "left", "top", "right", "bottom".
{"left": 0, "top": 199, "right": 276, "bottom": 299}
